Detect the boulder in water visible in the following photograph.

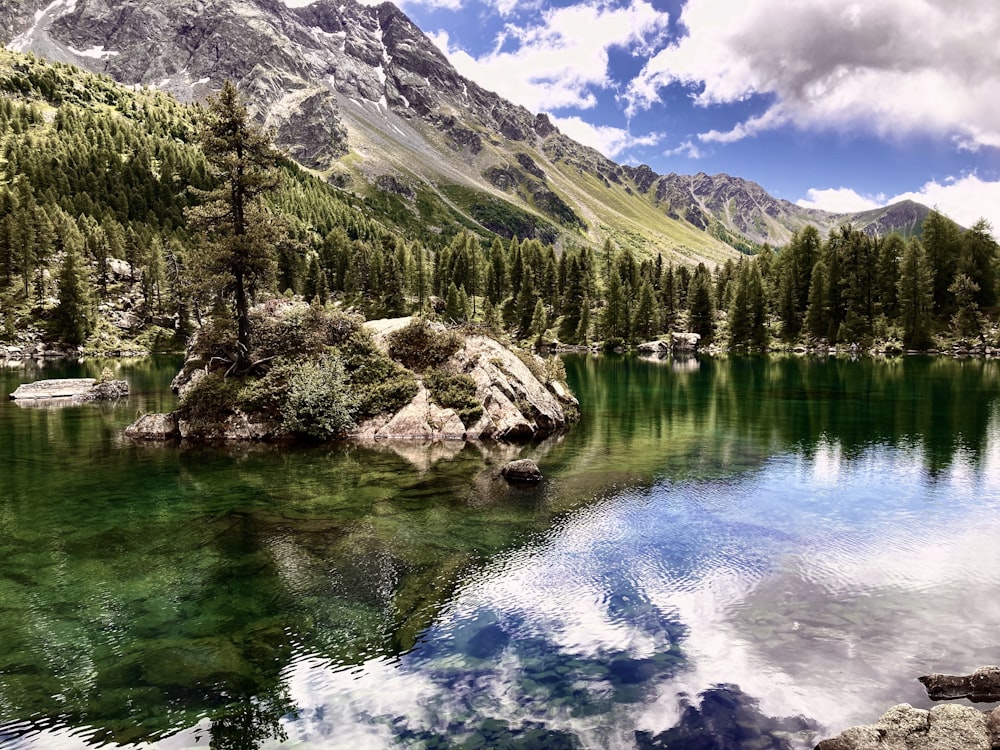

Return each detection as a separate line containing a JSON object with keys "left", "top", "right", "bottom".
{"left": 500, "top": 458, "right": 542, "bottom": 483}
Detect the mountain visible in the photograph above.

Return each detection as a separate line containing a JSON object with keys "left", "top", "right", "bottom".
{"left": 3, "top": 0, "right": 931, "bottom": 260}
{"left": 636, "top": 171, "right": 932, "bottom": 249}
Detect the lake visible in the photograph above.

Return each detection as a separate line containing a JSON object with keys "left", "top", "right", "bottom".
{"left": 1, "top": 353, "right": 999, "bottom": 749}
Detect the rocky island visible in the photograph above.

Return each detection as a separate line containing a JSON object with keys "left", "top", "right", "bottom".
{"left": 126, "top": 301, "right": 578, "bottom": 443}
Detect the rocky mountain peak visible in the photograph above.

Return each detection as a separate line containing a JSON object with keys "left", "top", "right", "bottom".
{"left": 2, "top": 0, "right": 931, "bottom": 260}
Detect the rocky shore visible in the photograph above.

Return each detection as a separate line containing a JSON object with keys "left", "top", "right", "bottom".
{"left": 817, "top": 668, "right": 1000, "bottom": 750}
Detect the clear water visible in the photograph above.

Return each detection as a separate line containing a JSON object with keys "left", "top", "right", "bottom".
{"left": 2, "top": 353, "right": 1000, "bottom": 749}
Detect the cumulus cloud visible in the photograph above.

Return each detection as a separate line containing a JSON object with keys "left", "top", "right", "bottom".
{"left": 798, "top": 175, "right": 1000, "bottom": 235}
{"left": 664, "top": 139, "right": 705, "bottom": 160}
{"left": 796, "top": 187, "right": 883, "bottom": 213}
{"left": 624, "top": 0, "right": 1000, "bottom": 151}
{"left": 433, "top": 0, "right": 670, "bottom": 113}
{"left": 890, "top": 174, "right": 1000, "bottom": 232}
{"left": 550, "top": 115, "right": 663, "bottom": 158}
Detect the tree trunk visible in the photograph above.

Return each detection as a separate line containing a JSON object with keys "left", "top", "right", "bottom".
{"left": 234, "top": 269, "right": 250, "bottom": 371}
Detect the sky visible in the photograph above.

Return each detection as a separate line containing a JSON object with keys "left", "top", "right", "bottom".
{"left": 324, "top": 0, "right": 1000, "bottom": 232}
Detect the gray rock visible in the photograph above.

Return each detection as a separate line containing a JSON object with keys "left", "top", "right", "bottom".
{"left": 671, "top": 332, "right": 701, "bottom": 351}
{"left": 10, "top": 378, "right": 129, "bottom": 402}
{"left": 637, "top": 340, "right": 669, "bottom": 354}
{"left": 177, "top": 410, "right": 285, "bottom": 442}
{"left": 363, "top": 386, "right": 466, "bottom": 441}
{"left": 125, "top": 413, "right": 180, "bottom": 440}
{"left": 80, "top": 379, "right": 130, "bottom": 401}
{"left": 500, "top": 458, "right": 542, "bottom": 483}
{"left": 816, "top": 703, "right": 990, "bottom": 750}
{"left": 10, "top": 378, "right": 97, "bottom": 399}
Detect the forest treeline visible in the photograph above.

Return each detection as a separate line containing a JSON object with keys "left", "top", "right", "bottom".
{"left": 0, "top": 50, "right": 997, "bottom": 354}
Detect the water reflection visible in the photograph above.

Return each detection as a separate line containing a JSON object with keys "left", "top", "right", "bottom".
{"left": 1, "top": 355, "right": 1000, "bottom": 749}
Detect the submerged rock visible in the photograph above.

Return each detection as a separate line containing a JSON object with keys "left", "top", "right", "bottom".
{"left": 500, "top": 458, "right": 542, "bottom": 483}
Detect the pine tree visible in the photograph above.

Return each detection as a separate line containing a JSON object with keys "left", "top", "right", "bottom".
{"left": 687, "top": 263, "right": 714, "bottom": 341}
{"left": 897, "top": 238, "right": 934, "bottom": 349}
{"left": 633, "top": 278, "right": 657, "bottom": 341}
{"left": 804, "top": 259, "right": 828, "bottom": 340}
{"left": 600, "top": 270, "right": 629, "bottom": 342}
{"left": 948, "top": 273, "right": 981, "bottom": 341}
{"left": 186, "top": 80, "right": 283, "bottom": 371}
{"left": 445, "top": 281, "right": 463, "bottom": 322}
{"left": 52, "top": 236, "right": 93, "bottom": 345}
{"left": 531, "top": 298, "right": 547, "bottom": 347}
{"left": 576, "top": 295, "right": 591, "bottom": 344}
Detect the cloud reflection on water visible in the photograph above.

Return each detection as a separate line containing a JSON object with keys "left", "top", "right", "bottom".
{"left": 278, "top": 434, "right": 1000, "bottom": 749}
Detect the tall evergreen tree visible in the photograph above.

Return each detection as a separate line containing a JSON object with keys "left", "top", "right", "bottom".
{"left": 531, "top": 298, "right": 547, "bottom": 347}
{"left": 687, "top": 263, "right": 714, "bottom": 341}
{"left": 897, "top": 238, "right": 934, "bottom": 349}
{"left": 600, "top": 270, "right": 629, "bottom": 342}
{"left": 186, "top": 80, "right": 283, "bottom": 371}
{"left": 52, "top": 236, "right": 93, "bottom": 345}
{"left": 804, "top": 259, "right": 829, "bottom": 340}
{"left": 633, "top": 278, "right": 658, "bottom": 341}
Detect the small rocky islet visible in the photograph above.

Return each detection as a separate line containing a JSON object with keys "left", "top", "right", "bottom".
{"left": 124, "top": 302, "right": 578, "bottom": 447}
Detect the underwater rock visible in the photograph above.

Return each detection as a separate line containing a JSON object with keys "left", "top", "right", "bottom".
{"left": 500, "top": 458, "right": 543, "bottom": 483}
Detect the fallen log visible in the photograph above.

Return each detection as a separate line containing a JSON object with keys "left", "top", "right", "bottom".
{"left": 919, "top": 666, "right": 1000, "bottom": 703}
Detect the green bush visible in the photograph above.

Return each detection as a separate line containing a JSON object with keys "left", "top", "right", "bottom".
{"left": 178, "top": 372, "right": 244, "bottom": 423}
{"left": 236, "top": 359, "right": 294, "bottom": 418}
{"left": 387, "top": 318, "right": 461, "bottom": 371}
{"left": 280, "top": 354, "right": 356, "bottom": 439}
{"left": 187, "top": 316, "right": 238, "bottom": 363}
{"left": 513, "top": 349, "right": 546, "bottom": 383}
{"left": 544, "top": 354, "right": 567, "bottom": 384}
{"left": 338, "top": 331, "right": 419, "bottom": 417}
{"left": 424, "top": 368, "right": 483, "bottom": 427}
{"left": 249, "top": 301, "right": 362, "bottom": 361}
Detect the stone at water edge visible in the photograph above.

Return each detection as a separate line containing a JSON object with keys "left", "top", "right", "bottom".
{"left": 500, "top": 459, "right": 543, "bottom": 483}
{"left": 9, "top": 378, "right": 129, "bottom": 401}
{"left": 124, "top": 413, "right": 180, "bottom": 441}
{"left": 816, "top": 703, "right": 991, "bottom": 750}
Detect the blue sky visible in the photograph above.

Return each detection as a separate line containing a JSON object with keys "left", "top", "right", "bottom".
{"left": 380, "top": 0, "right": 1000, "bottom": 230}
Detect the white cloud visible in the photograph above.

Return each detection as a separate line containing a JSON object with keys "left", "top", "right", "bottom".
{"left": 796, "top": 175, "right": 1000, "bottom": 235}
{"left": 549, "top": 114, "right": 663, "bottom": 158}
{"left": 434, "top": 0, "right": 670, "bottom": 114}
{"left": 890, "top": 174, "right": 1000, "bottom": 233}
{"left": 796, "top": 187, "right": 883, "bottom": 213}
{"left": 664, "top": 139, "right": 705, "bottom": 160}
{"left": 624, "top": 0, "right": 1000, "bottom": 151}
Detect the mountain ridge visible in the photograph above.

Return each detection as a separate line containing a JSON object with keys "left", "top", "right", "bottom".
{"left": 3, "top": 0, "right": 932, "bottom": 259}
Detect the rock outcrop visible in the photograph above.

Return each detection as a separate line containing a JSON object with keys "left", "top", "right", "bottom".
{"left": 818, "top": 668, "right": 1000, "bottom": 750}
{"left": 10, "top": 378, "right": 129, "bottom": 402}
{"left": 124, "top": 413, "right": 180, "bottom": 440}
{"left": 817, "top": 703, "right": 994, "bottom": 750}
